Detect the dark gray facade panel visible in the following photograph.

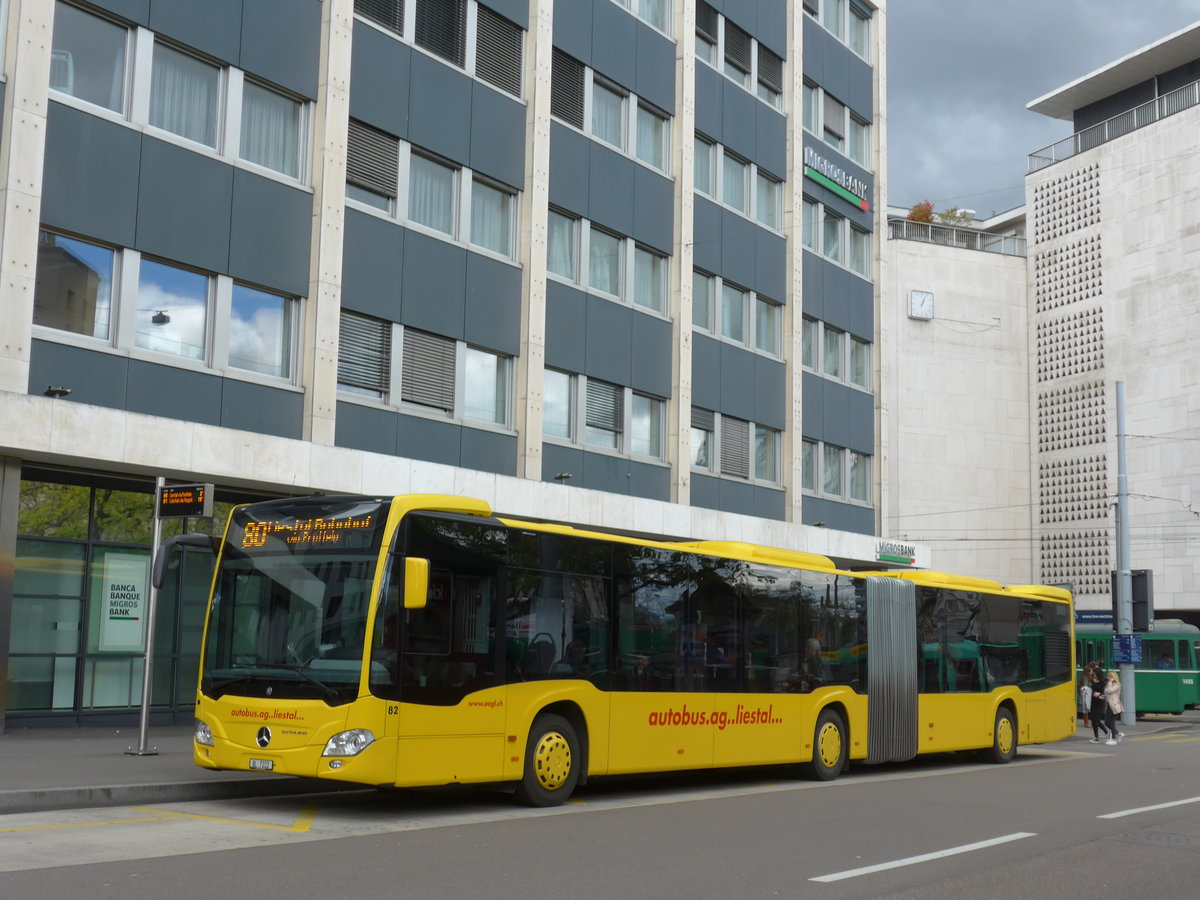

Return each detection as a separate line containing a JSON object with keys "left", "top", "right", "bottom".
{"left": 818, "top": 379, "right": 851, "bottom": 447}
{"left": 544, "top": 282, "right": 587, "bottom": 372}
{"left": 408, "top": 54, "right": 473, "bottom": 164}
{"left": 848, "top": 389, "right": 874, "bottom": 454}
{"left": 804, "top": 17, "right": 847, "bottom": 102}
{"left": 849, "top": 275, "right": 874, "bottom": 340}
{"left": 480, "top": 0, "right": 529, "bottom": 30}
{"left": 342, "top": 210, "right": 405, "bottom": 321}
{"left": 695, "top": 65, "right": 723, "bottom": 139}
{"left": 401, "top": 231, "right": 467, "bottom": 340}
{"left": 541, "top": 442, "right": 584, "bottom": 484}
{"left": 589, "top": 0, "right": 638, "bottom": 88}
{"left": 93, "top": 0, "right": 149, "bottom": 24}
{"left": 28, "top": 341, "right": 127, "bottom": 411}
{"left": 460, "top": 428, "right": 518, "bottom": 476}
{"left": 468, "top": 84, "right": 525, "bottom": 189}
{"left": 126, "top": 360, "right": 222, "bottom": 425}
{"left": 336, "top": 401, "right": 400, "bottom": 456}
{"left": 755, "top": 229, "right": 786, "bottom": 301}
{"left": 136, "top": 137, "right": 233, "bottom": 275}
{"left": 754, "top": 486, "right": 786, "bottom": 521}
{"left": 581, "top": 450, "right": 628, "bottom": 495}
{"left": 756, "top": 107, "right": 787, "bottom": 177}
{"left": 802, "top": 251, "right": 825, "bottom": 320}
{"left": 240, "top": 0, "right": 321, "bottom": 98}
{"left": 395, "top": 414, "right": 462, "bottom": 464}
{"left": 718, "top": 344, "right": 756, "bottom": 422}
{"left": 629, "top": 313, "right": 672, "bottom": 397}
{"left": 717, "top": 478, "right": 758, "bottom": 518}
{"left": 801, "top": 371, "right": 822, "bottom": 436}
{"left": 1075, "top": 80, "right": 1155, "bottom": 131}
{"left": 825, "top": 265, "right": 854, "bottom": 333}
{"left": 220, "top": 380, "right": 302, "bottom": 439}
{"left": 548, "top": 124, "right": 590, "bottom": 214}
{"left": 228, "top": 170, "right": 312, "bottom": 297}
{"left": 756, "top": 0, "right": 789, "bottom": 59}
{"left": 690, "top": 473, "right": 721, "bottom": 512}
{"left": 634, "top": 25, "right": 676, "bottom": 115}
{"left": 588, "top": 146, "right": 636, "bottom": 236}
{"left": 1158, "top": 60, "right": 1200, "bottom": 96}
{"left": 692, "top": 199, "right": 723, "bottom": 274}
{"left": 553, "top": 0, "right": 593, "bottom": 65}
{"left": 721, "top": 79, "right": 758, "bottom": 163}
{"left": 584, "top": 296, "right": 632, "bottom": 385}
{"left": 349, "top": 22, "right": 411, "bottom": 138}
{"left": 632, "top": 167, "right": 674, "bottom": 253}
{"left": 754, "top": 357, "right": 786, "bottom": 431}
{"left": 720, "top": 209, "right": 756, "bottom": 290}
{"left": 847, "top": 55, "right": 874, "bottom": 122}
{"left": 628, "top": 460, "right": 671, "bottom": 502}
{"left": 690, "top": 335, "right": 722, "bottom": 410}
{"left": 149, "top": 0, "right": 242, "bottom": 65}
{"left": 464, "top": 254, "right": 521, "bottom": 356}
{"left": 803, "top": 496, "right": 873, "bottom": 534}
{"left": 42, "top": 104, "right": 141, "bottom": 248}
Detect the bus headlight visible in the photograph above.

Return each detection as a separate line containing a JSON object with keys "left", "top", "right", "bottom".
{"left": 322, "top": 729, "right": 375, "bottom": 757}
{"left": 194, "top": 719, "right": 214, "bottom": 747}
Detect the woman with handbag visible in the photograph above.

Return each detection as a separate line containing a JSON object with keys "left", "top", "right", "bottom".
{"left": 1102, "top": 670, "right": 1125, "bottom": 745}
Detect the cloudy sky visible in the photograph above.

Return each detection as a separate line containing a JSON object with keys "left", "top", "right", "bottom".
{"left": 886, "top": 0, "right": 1200, "bottom": 218}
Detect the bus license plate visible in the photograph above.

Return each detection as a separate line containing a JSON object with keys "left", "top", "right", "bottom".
{"left": 248, "top": 758, "right": 274, "bottom": 771}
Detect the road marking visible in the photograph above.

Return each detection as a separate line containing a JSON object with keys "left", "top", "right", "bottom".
{"left": 810, "top": 832, "right": 1036, "bottom": 882}
{"left": 132, "top": 804, "right": 319, "bottom": 833}
{"left": 0, "top": 814, "right": 176, "bottom": 834}
{"left": 1164, "top": 737, "right": 1200, "bottom": 744}
{"left": 1098, "top": 796, "right": 1200, "bottom": 819}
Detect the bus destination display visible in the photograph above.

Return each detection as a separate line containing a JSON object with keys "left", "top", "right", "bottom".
{"left": 240, "top": 514, "right": 376, "bottom": 549}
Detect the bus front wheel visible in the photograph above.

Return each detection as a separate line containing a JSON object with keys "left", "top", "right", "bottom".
{"left": 804, "top": 708, "right": 847, "bottom": 781}
{"left": 982, "top": 707, "right": 1017, "bottom": 764}
{"left": 513, "top": 713, "right": 581, "bottom": 807}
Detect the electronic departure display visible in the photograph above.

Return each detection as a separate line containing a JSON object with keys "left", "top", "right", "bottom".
{"left": 230, "top": 497, "right": 389, "bottom": 555}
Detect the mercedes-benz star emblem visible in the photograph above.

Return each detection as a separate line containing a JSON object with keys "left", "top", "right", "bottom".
{"left": 256, "top": 726, "right": 272, "bottom": 748}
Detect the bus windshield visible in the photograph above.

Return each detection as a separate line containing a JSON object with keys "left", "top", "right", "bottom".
{"left": 200, "top": 496, "right": 390, "bottom": 705}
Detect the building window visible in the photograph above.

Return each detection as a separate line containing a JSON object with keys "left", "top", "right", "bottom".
{"left": 415, "top": 0, "right": 467, "bottom": 68}
{"left": 551, "top": 49, "right": 586, "bottom": 129}
{"left": 543, "top": 368, "right": 574, "bottom": 439}
{"left": 33, "top": 232, "right": 114, "bottom": 340}
{"left": 757, "top": 47, "right": 783, "bottom": 109}
{"left": 585, "top": 379, "right": 624, "bottom": 449}
{"left": 754, "top": 425, "right": 779, "bottom": 483}
{"left": 805, "top": 440, "right": 872, "bottom": 502}
{"left": 722, "top": 21, "right": 751, "bottom": 88}
{"left": 804, "top": 82, "right": 872, "bottom": 171}
{"left": 823, "top": 92, "right": 845, "bottom": 151}
{"left": 474, "top": 5, "right": 523, "bottom": 96}
{"left": 347, "top": 118, "right": 400, "bottom": 211}
{"left": 630, "top": 392, "right": 664, "bottom": 457}
{"left": 699, "top": 135, "right": 781, "bottom": 229}
{"left": 470, "top": 178, "right": 515, "bottom": 257}
{"left": 592, "top": 79, "right": 627, "bottom": 149}
{"left": 149, "top": 42, "right": 220, "bottom": 148}
{"left": 822, "top": 207, "right": 843, "bottom": 264}
{"left": 695, "top": 272, "right": 779, "bottom": 358}
{"left": 692, "top": 270, "right": 713, "bottom": 330}
{"left": 51, "top": 1, "right": 129, "bottom": 114}
{"left": 848, "top": 115, "right": 871, "bottom": 168}
{"left": 695, "top": 2, "right": 718, "bottom": 65}
{"left": 802, "top": 198, "right": 818, "bottom": 250}
{"left": 755, "top": 296, "right": 780, "bottom": 355}
{"left": 720, "top": 282, "right": 746, "bottom": 343}
{"left": 849, "top": 6, "right": 871, "bottom": 60}
{"left": 849, "top": 449, "right": 871, "bottom": 502}
{"left": 802, "top": 81, "right": 818, "bottom": 132}
{"left": 756, "top": 171, "right": 781, "bottom": 230}
{"left": 338, "top": 310, "right": 392, "bottom": 397}
{"left": 355, "top": 0, "right": 405, "bottom": 36}
{"left": 720, "top": 415, "right": 750, "bottom": 478}
{"left": 691, "top": 407, "right": 714, "bottom": 469}
{"left": 401, "top": 327, "right": 456, "bottom": 412}
{"left": 822, "top": 326, "right": 844, "bottom": 380}
{"left": 240, "top": 80, "right": 302, "bottom": 178}
{"left": 695, "top": 4, "right": 786, "bottom": 111}
{"left": 136, "top": 259, "right": 208, "bottom": 361}
{"left": 802, "top": 317, "right": 818, "bottom": 369}
{"left": 694, "top": 135, "right": 715, "bottom": 195}
{"left": 547, "top": 209, "right": 578, "bottom": 280}
{"left": 722, "top": 152, "right": 748, "bottom": 213}
{"left": 611, "top": 0, "right": 671, "bottom": 33}
{"left": 850, "top": 337, "right": 870, "bottom": 388}
{"left": 849, "top": 227, "right": 870, "bottom": 277}
{"left": 801, "top": 438, "right": 817, "bottom": 491}
{"left": 634, "top": 247, "right": 667, "bottom": 314}
{"left": 463, "top": 346, "right": 509, "bottom": 425}
{"left": 408, "top": 152, "right": 458, "bottom": 235}
{"left": 588, "top": 227, "right": 623, "bottom": 298}
{"left": 823, "top": 443, "right": 844, "bottom": 496}
{"left": 821, "top": 0, "right": 845, "bottom": 41}
{"left": 229, "top": 284, "right": 291, "bottom": 377}
{"left": 636, "top": 103, "right": 670, "bottom": 170}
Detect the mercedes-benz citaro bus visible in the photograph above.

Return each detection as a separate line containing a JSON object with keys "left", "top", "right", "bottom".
{"left": 156, "top": 493, "right": 1076, "bottom": 807}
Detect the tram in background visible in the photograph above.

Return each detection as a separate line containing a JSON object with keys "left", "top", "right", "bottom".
{"left": 1076, "top": 620, "right": 1200, "bottom": 714}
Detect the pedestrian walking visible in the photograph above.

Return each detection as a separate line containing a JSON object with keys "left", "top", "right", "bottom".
{"left": 1088, "top": 665, "right": 1110, "bottom": 743}
{"left": 1103, "top": 670, "right": 1125, "bottom": 745}
{"left": 1078, "top": 665, "right": 1093, "bottom": 728}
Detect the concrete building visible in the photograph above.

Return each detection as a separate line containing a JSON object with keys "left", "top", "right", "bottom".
{"left": 1026, "top": 22, "right": 1200, "bottom": 622}
{"left": 0, "top": 2, "right": 894, "bottom": 727}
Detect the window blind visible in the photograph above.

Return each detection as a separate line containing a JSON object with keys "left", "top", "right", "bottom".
{"left": 824, "top": 93, "right": 845, "bottom": 137}
{"left": 415, "top": 0, "right": 466, "bottom": 67}
{"left": 355, "top": 0, "right": 404, "bottom": 35}
{"left": 347, "top": 119, "right": 399, "bottom": 199}
{"left": 720, "top": 415, "right": 750, "bottom": 478}
{"left": 475, "top": 6, "right": 523, "bottom": 97}
{"left": 586, "top": 380, "right": 623, "bottom": 431}
{"left": 696, "top": 3, "right": 718, "bottom": 42}
{"left": 724, "top": 22, "right": 752, "bottom": 74}
{"left": 338, "top": 311, "right": 391, "bottom": 393}
{"left": 401, "top": 328, "right": 456, "bottom": 411}
{"left": 758, "top": 47, "right": 783, "bottom": 94}
{"left": 551, "top": 49, "right": 585, "bottom": 129}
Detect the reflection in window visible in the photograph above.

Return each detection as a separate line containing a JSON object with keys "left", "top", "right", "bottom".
{"left": 150, "top": 42, "right": 220, "bottom": 147}
{"left": 230, "top": 284, "right": 290, "bottom": 377}
{"left": 136, "top": 259, "right": 208, "bottom": 361}
{"left": 634, "top": 247, "right": 665, "bottom": 314}
{"left": 240, "top": 81, "right": 301, "bottom": 178}
{"left": 543, "top": 369, "right": 573, "bottom": 438}
{"left": 823, "top": 443, "right": 843, "bottom": 496}
{"left": 630, "top": 393, "right": 662, "bottom": 458}
{"left": 50, "top": 1, "right": 128, "bottom": 113}
{"left": 464, "top": 346, "right": 508, "bottom": 424}
{"left": 33, "top": 232, "right": 114, "bottom": 340}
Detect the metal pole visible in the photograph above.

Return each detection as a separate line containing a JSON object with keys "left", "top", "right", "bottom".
{"left": 128, "top": 476, "right": 164, "bottom": 756}
{"left": 1114, "top": 383, "right": 1136, "bottom": 725}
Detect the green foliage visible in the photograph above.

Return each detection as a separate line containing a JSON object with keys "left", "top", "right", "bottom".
{"left": 906, "top": 200, "right": 935, "bottom": 223}
{"left": 936, "top": 206, "right": 974, "bottom": 226}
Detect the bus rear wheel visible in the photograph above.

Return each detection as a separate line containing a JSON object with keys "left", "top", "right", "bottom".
{"left": 513, "top": 713, "right": 580, "bottom": 807}
{"left": 982, "top": 707, "right": 1017, "bottom": 764}
{"left": 804, "top": 709, "right": 846, "bottom": 781}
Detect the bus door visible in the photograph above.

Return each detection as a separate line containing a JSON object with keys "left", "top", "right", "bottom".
{"left": 865, "top": 577, "right": 918, "bottom": 764}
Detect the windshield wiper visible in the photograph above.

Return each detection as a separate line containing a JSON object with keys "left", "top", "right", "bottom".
{"left": 218, "top": 663, "right": 340, "bottom": 700}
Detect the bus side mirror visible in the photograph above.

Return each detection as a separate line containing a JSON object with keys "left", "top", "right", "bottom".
{"left": 403, "top": 557, "right": 430, "bottom": 610}
{"left": 152, "top": 533, "right": 218, "bottom": 589}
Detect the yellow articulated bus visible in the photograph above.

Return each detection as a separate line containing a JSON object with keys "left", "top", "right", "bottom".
{"left": 158, "top": 493, "right": 1076, "bottom": 807}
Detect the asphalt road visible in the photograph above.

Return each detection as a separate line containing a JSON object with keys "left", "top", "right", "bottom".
{"left": 2, "top": 725, "right": 1199, "bottom": 899}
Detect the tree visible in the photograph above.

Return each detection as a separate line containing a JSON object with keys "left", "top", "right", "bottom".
{"left": 936, "top": 206, "right": 974, "bottom": 226}
{"left": 906, "top": 200, "right": 935, "bottom": 223}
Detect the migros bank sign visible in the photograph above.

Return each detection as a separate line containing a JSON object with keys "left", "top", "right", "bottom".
{"left": 804, "top": 146, "right": 870, "bottom": 211}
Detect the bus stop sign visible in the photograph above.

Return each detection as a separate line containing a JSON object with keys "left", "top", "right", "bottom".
{"left": 1112, "top": 633, "right": 1143, "bottom": 665}
{"left": 157, "top": 482, "right": 214, "bottom": 518}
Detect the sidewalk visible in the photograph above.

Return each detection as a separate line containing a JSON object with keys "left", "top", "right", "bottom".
{"left": 0, "top": 724, "right": 347, "bottom": 815}
{"left": 0, "top": 714, "right": 1194, "bottom": 816}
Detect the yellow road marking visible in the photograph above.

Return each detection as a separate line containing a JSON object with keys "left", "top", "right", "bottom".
{"left": 0, "top": 815, "right": 176, "bottom": 834}
{"left": 1164, "top": 737, "right": 1200, "bottom": 744}
{"left": 1127, "top": 734, "right": 1191, "bottom": 742}
{"left": 133, "top": 803, "right": 320, "bottom": 833}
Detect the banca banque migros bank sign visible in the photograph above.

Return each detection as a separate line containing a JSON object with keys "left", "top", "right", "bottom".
{"left": 804, "top": 147, "right": 870, "bottom": 211}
